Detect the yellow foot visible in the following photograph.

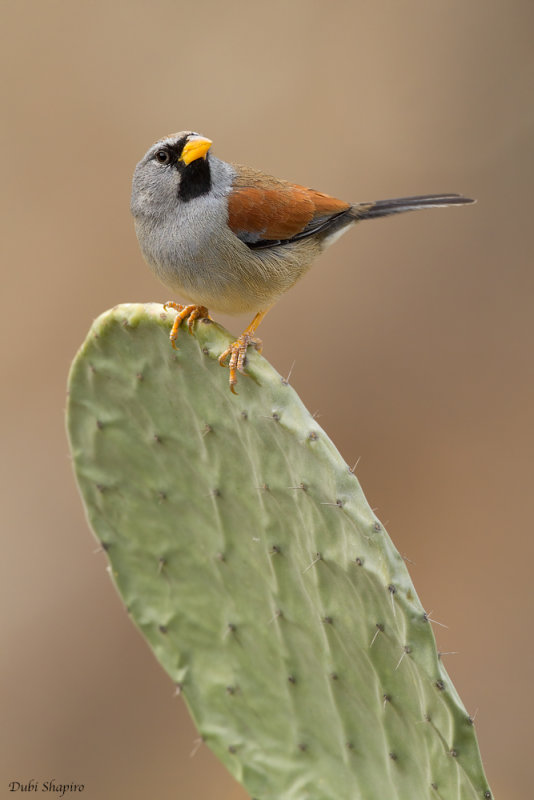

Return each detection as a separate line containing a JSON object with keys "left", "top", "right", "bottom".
{"left": 218, "top": 333, "right": 263, "bottom": 394}
{"left": 163, "top": 302, "right": 211, "bottom": 348}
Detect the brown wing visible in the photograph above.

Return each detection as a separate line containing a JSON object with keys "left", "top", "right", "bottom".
{"left": 227, "top": 165, "right": 350, "bottom": 246}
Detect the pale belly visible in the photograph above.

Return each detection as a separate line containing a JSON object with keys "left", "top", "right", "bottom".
{"left": 144, "top": 231, "right": 323, "bottom": 314}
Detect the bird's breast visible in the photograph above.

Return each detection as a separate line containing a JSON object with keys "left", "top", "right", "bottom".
{"left": 135, "top": 203, "right": 322, "bottom": 314}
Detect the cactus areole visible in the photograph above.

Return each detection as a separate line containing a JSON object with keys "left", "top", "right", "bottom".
{"left": 67, "top": 304, "right": 492, "bottom": 800}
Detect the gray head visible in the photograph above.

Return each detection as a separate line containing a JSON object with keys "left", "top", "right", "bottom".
{"left": 130, "top": 131, "right": 218, "bottom": 221}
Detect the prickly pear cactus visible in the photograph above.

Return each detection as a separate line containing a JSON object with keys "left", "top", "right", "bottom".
{"left": 67, "top": 303, "right": 492, "bottom": 800}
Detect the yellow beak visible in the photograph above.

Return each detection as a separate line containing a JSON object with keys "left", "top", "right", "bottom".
{"left": 179, "top": 136, "right": 213, "bottom": 166}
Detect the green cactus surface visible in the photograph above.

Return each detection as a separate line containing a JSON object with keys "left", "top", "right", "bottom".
{"left": 67, "top": 303, "right": 492, "bottom": 800}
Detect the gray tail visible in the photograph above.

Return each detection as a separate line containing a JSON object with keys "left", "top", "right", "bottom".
{"left": 352, "top": 194, "right": 476, "bottom": 220}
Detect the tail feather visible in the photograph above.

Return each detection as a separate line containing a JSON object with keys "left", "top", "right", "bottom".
{"left": 353, "top": 194, "right": 476, "bottom": 220}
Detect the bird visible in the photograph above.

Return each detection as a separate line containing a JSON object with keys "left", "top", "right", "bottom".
{"left": 131, "top": 131, "right": 475, "bottom": 393}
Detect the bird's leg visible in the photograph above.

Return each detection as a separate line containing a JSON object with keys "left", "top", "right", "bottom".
{"left": 163, "top": 302, "right": 211, "bottom": 348}
{"left": 218, "top": 310, "right": 269, "bottom": 394}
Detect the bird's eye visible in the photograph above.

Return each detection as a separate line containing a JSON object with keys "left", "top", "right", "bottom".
{"left": 155, "top": 149, "right": 170, "bottom": 164}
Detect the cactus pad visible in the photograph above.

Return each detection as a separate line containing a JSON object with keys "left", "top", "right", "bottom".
{"left": 67, "top": 303, "right": 492, "bottom": 800}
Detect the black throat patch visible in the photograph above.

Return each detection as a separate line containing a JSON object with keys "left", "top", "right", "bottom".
{"left": 177, "top": 157, "right": 212, "bottom": 202}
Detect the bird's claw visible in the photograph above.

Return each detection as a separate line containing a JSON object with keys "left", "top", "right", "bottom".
{"left": 219, "top": 335, "right": 263, "bottom": 394}
{"left": 163, "top": 302, "right": 211, "bottom": 347}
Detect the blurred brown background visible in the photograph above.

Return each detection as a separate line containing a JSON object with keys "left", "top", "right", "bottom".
{"left": 2, "top": 1, "right": 532, "bottom": 798}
